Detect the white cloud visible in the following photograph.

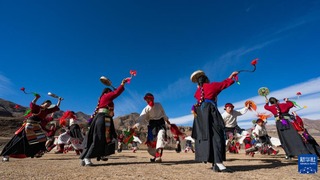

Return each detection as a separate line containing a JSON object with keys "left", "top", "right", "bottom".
{"left": 0, "top": 73, "right": 13, "bottom": 97}
{"left": 113, "top": 10, "right": 320, "bottom": 124}
{"left": 170, "top": 77, "right": 320, "bottom": 129}
{"left": 170, "top": 114, "right": 194, "bottom": 125}
{"left": 114, "top": 88, "right": 146, "bottom": 116}
{"left": 157, "top": 77, "right": 194, "bottom": 101}
{"left": 202, "top": 38, "right": 278, "bottom": 81}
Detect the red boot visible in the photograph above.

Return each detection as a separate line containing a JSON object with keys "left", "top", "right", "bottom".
{"left": 155, "top": 148, "right": 163, "bottom": 163}
{"left": 273, "top": 150, "right": 279, "bottom": 155}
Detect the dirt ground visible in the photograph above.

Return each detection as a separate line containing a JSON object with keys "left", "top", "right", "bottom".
{"left": 0, "top": 146, "right": 319, "bottom": 180}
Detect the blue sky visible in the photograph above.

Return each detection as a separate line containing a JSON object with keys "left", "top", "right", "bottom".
{"left": 1, "top": 1, "right": 320, "bottom": 129}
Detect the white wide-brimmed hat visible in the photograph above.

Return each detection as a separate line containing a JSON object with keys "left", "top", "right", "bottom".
{"left": 184, "top": 136, "right": 195, "bottom": 143}
{"left": 100, "top": 76, "right": 112, "bottom": 86}
{"left": 190, "top": 70, "right": 205, "bottom": 83}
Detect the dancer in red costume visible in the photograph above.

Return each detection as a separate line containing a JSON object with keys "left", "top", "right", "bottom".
{"left": 80, "top": 77, "right": 129, "bottom": 166}
{"left": 1, "top": 94, "right": 62, "bottom": 161}
{"left": 190, "top": 70, "right": 238, "bottom": 173}
{"left": 264, "top": 97, "right": 311, "bottom": 160}
{"left": 291, "top": 111, "right": 320, "bottom": 158}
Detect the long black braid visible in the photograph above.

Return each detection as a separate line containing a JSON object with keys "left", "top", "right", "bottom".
{"left": 195, "top": 75, "right": 209, "bottom": 106}
{"left": 269, "top": 97, "right": 282, "bottom": 118}
{"left": 88, "top": 88, "right": 112, "bottom": 125}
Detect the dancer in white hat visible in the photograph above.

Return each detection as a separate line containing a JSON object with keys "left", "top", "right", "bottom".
{"left": 190, "top": 70, "right": 238, "bottom": 173}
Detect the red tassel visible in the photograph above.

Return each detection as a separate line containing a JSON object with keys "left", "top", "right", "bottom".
{"left": 251, "top": 58, "right": 258, "bottom": 65}
{"left": 234, "top": 75, "right": 239, "bottom": 82}
{"left": 59, "top": 110, "right": 76, "bottom": 127}
{"left": 130, "top": 70, "right": 137, "bottom": 76}
{"left": 170, "top": 124, "right": 185, "bottom": 137}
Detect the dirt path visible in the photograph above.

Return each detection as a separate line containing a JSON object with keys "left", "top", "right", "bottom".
{"left": 0, "top": 148, "right": 319, "bottom": 180}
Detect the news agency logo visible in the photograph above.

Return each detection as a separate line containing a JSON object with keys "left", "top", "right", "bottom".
{"left": 298, "top": 154, "right": 318, "bottom": 174}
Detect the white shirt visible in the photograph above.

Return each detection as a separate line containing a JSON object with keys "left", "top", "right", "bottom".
{"left": 69, "top": 118, "right": 86, "bottom": 126}
{"left": 69, "top": 118, "right": 77, "bottom": 126}
{"left": 222, "top": 107, "right": 248, "bottom": 128}
{"left": 252, "top": 124, "right": 267, "bottom": 137}
{"left": 135, "top": 102, "right": 168, "bottom": 127}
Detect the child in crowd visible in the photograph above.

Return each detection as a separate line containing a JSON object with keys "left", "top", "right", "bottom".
{"left": 184, "top": 140, "right": 195, "bottom": 153}
{"left": 252, "top": 119, "right": 279, "bottom": 155}
{"left": 55, "top": 128, "right": 67, "bottom": 154}
{"left": 173, "top": 134, "right": 181, "bottom": 153}
{"left": 252, "top": 118, "right": 279, "bottom": 155}
{"left": 131, "top": 134, "right": 142, "bottom": 153}
{"left": 45, "top": 123, "right": 58, "bottom": 152}
{"left": 226, "top": 134, "right": 240, "bottom": 154}
{"left": 243, "top": 132, "right": 256, "bottom": 157}
{"left": 117, "top": 133, "right": 124, "bottom": 153}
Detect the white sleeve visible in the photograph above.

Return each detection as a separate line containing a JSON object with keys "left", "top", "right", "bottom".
{"left": 252, "top": 126, "right": 260, "bottom": 137}
{"left": 234, "top": 107, "right": 249, "bottom": 116}
{"left": 159, "top": 103, "right": 168, "bottom": 121}
{"left": 135, "top": 107, "right": 148, "bottom": 127}
{"left": 221, "top": 111, "right": 227, "bottom": 119}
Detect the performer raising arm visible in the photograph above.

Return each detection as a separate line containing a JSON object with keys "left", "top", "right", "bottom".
{"left": 264, "top": 97, "right": 311, "bottom": 160}
{"left": 190, "top": 70, "right": 238, "bottom": 173}
{"left": 80, "top": 77, "right": 129, "bottom": 166}
{"left": 1, "top": 94, "right": 62, "bottom": 161}
{"left": 222, "top": 102, "right": 250, "bottom": 152}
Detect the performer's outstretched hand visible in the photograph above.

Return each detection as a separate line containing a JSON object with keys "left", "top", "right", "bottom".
{"left": 121, "top": 78, "right": 129, "bottom": 86}
{"left": 132, "top": 123, "right": 138, "bottom": 130}
{"left": 229, "top": 71, "right": 239, "bottom": 79}
{"left": 35, "top": 93, "right": 41, "bottom": 99}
